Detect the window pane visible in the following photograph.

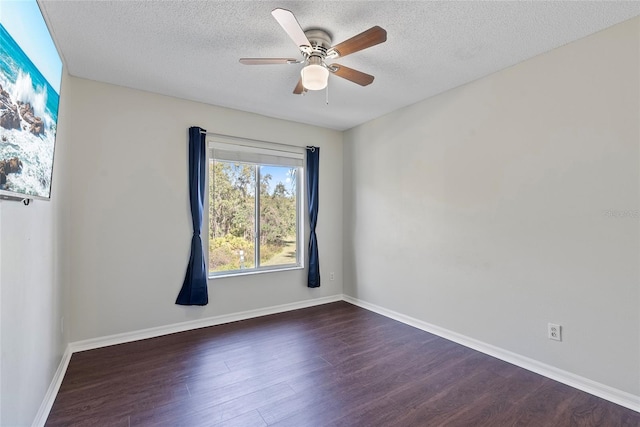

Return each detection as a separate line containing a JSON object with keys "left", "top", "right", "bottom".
{"left": 209, "top": 160, "right": 256, "bottom": 273}
{"left": 259, "top": 165, "right": 298, "bottom": 267}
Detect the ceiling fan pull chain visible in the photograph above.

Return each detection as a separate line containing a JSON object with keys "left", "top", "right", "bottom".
{"left": 326, "top": 82, "right": 329, "bottom": 105}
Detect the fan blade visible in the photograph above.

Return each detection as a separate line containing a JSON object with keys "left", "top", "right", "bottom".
{"left": 239, "top": 58, "right": 301, "bottom": 65}
{"left": 328, "top": 26, "right": 387, "bottom": 58}
{"left": 331, "top": 64, "right": 375, "bottom": 86}
{"left": 271, "top": 8, "right": 310, "bottom": 49}
{"left": 293, "top": 78, "right": 305, "bottom": 94}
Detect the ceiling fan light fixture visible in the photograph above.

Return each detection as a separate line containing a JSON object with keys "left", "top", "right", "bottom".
{"left": 301, "top": 57, "right": 329, "bottom": 90}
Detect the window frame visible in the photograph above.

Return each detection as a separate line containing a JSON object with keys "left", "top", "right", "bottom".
{"left": 206, "top": 135, "right": 305, "bottom": 279}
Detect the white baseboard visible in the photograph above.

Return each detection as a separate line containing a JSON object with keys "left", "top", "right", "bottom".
{"left": 31, "top": 346, "right": 72, "bottom": 427}
{"left": 70, "top": 294, "right": 343, "bottom": 353}
{"left": 342, "top": 294, "right": 640, "bottom": 413}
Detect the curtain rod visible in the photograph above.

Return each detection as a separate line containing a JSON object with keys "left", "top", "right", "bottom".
{"left": 200, "top": 131, "right": 313, "bottom": 152}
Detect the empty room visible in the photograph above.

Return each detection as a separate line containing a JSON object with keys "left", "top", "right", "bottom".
{"left": 1, "top": 1, "right": 639, "bottom": 426}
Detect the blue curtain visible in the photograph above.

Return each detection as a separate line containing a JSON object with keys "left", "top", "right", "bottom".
{"left": 176, "top": 127, "right": 208, "bottom": 305}
{"left": 306, "top": 146, "right": 320, "bottom": 288}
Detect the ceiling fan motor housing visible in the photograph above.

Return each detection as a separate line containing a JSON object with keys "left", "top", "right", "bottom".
{"left": 304, "top": 29, "right": 332, "bottom": 61}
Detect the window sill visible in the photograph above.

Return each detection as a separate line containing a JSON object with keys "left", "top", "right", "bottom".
{"left": 209, "top": 265, "right": 303, "bottom": 280}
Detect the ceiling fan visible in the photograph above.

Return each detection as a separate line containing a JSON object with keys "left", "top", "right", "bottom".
{"left": 240, "top": 8, "right": 387, "bottom": 94}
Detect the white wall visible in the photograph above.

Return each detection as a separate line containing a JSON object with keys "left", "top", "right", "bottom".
{"left": 0, "top": 72, "right": 71, "bottom": 426}
{"left": 66, "top": 77, "right": 343, "bottom": 342}
{"left": 0, "top": 200, "right": 2, "bottom": 425}
{"left": 344, "top": 17, "right": 640, "bottom": 396}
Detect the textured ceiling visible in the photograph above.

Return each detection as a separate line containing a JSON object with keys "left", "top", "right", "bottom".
{"left": 40, "top": 1, "right": 640, "bottom": 131}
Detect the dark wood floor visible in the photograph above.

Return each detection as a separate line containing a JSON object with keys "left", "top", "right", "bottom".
{"left": 46, "top": 302, "right": 639, "bottom": 426}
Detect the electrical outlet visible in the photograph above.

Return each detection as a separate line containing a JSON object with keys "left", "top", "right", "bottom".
{"left": 548, "top": 323, "right": 561, "bottom": 341}
{"left": 330, "top": 272, "right": 335, "bottom": 281}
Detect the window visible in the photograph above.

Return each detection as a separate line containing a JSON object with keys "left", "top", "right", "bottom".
{"left": 207, "top": 138, "right": 303, "bottom": 276}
